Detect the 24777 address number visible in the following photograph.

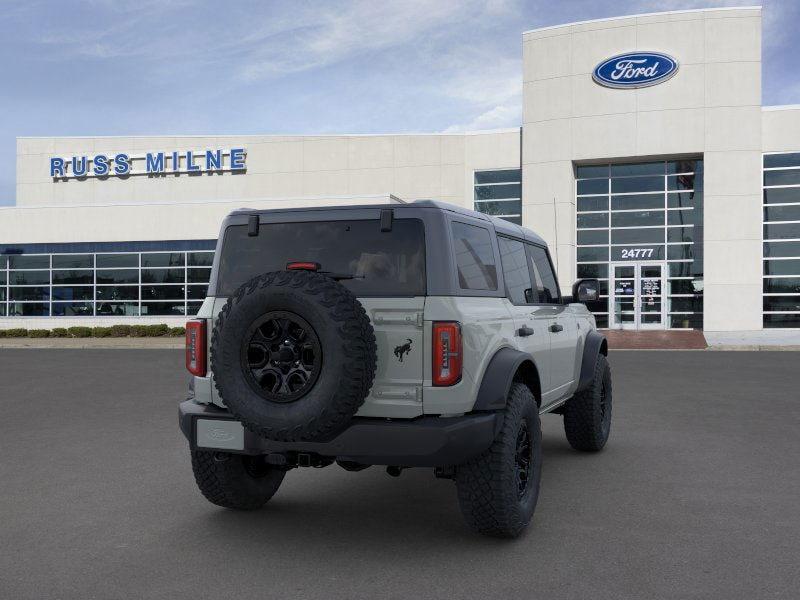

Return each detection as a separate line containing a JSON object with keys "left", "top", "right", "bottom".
{"left": 620, "top": 247, "right": 655, "bottom": 259}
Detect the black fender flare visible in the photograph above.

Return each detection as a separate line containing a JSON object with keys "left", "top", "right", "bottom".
{"left": 472, "top": 347, "right": 538, "bottom": 412}
{"left": 576, "top": 330, "right": 608, "bottom": 393}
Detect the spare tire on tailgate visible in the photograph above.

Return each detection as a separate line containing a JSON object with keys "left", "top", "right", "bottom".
{"left": 211, "top": 270, "right": 377, "bottom": 442}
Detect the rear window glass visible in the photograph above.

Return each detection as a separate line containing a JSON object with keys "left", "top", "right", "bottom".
{"left": 216, "top": 219, "right": 426, "bottom": 297}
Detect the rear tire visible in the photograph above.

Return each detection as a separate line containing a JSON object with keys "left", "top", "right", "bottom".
{"left": 563, "top": 354, "right": 612, "bottom": 451}
{"left": 191, "top": 451, "right": 285, "bottom": 510}
{"left": 455, "top": 383, "right": 542, "bottom": 538}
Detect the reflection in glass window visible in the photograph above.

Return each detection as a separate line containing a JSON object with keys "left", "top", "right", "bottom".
{"left": 52, "top": 270, "right": 93, "bottom": 285}
{"left": 141, "top": 286, "right": 185, "bottom": 301}
{"left": 141, "top": 253, "right": 185, "bottom": 268}
{"left": 188, "top": 252, "right": 214, "bottom": 266}
{"left": 187, "top": 285, "right": 208, "bottom": 300}
{"left": 96, "top": 286, "right": 139, "bottom": 301}
{"left": 8, "top": 302, "right": 49, "bottom": 316}
{"left": 9, "top": 255, "right": 49, "bottom": 269}
{"left": 474, "top": 169, "right": 522, "bottom": 224}
{"left": 96, "top": 302, "right": 139, "bottom": 316}
{"left": 577, "top": 230, "right": 609, "bottom": 245}
{"left": 577, "top": 212, "right": 609, "bottom": 228}
{"left": 451, "top": 222, "right": 498, "bottom": 291}
{"left": 10, "top": 287, "right": 50, "bottom": 301}
{"left": 141, "top": 268, "right": 184, "bottom": 283}
{"left": 611, "top": 176, "right": 663, "bottom": 194}
{"left": 52, "top": 302, "right": 94, "bottom": 316}
{"left": 52, "top": 254, "right": 93, "bottom": 269}
{"left": 498, "top": 237, "right": 532, "bottom": 304}
{"left": 9, "top": 271, "right": 50, "bottom": 285}
{"left": 141, "top": 302, "right": 186, "bottom": 316}
{"left": 527, "top": 244, "right": 560, "bottom": 303}
{"left": 187, "top": 269, "right": 211, "bottom": 283}
{"left": 96, "top": 254, "right": 137, "bottom": 268}
{"left": 52, "top": 286, "right": 93, "bottom": 301}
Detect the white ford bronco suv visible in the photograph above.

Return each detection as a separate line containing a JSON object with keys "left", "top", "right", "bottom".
{"left": 179, "top": 199, "right": 611, "bottom": 537}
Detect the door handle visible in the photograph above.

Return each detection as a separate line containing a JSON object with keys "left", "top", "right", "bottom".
{"left": 549, "top": 323, "right": 564, "bottom": 333}
{"left": 517, "top": 326, "right": 534, "bottom": 337}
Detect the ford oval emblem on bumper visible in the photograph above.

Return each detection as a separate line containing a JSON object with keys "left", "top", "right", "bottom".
{"left": 593, "top": 52, "right": 679, "bottom": 89}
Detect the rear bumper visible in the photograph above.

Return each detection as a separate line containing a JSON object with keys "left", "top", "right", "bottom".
{"left": 179, "top": 400, "right": 499, "bottom": 467}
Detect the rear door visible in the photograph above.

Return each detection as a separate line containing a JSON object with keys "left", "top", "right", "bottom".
{"left": 497, "top": 236, "right": 551, "bottom": 397}
{"left": 526, "top": 243, "right": 578, "bottom": 403}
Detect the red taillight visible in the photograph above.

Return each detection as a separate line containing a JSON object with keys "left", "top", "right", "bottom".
{"left": 432, "top": 321, "right": 462, "bottom": 386}
{"left": 286, "top": 261, "right": 320, "bottom": 271}
{"left": 185, "top": 320, "right": 207, "bottom": 377}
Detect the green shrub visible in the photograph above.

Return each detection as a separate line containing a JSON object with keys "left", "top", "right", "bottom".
{"left": 168, "top": 326, "right": 186, "bottom": 337}
{"left": 27, "top": 329, "right": 51, "bottom": 338}
{"left": 91, "top": 327, "right": 113, "bottom": 338}
{"left": 3, "top": 328, "right": 28, "bottom": 338}
{"left": 51, "top": 328, "right": 69, "bottom": 338}
{"left": 129, "top": 325, "right": 147, "bottom": 337}
{"left": 0, "top": 329, "right": 5, "bottom": 338}
{"left": 145, "top": 324, "right": 170, "bottom": 337}
{"left": 67, "top": 326, "right": 92, "bottom": 338}
{"left": 109, "top": 324, "right": 132, "bottom": 337}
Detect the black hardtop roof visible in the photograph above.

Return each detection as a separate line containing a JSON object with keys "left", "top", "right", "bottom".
{"left": 229, "top": 199, "right": 547, "bottom": 246}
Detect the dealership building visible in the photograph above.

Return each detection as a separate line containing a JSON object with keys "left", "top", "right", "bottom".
{"left": 1, "top": 6, "right": 799, "bottom": 340}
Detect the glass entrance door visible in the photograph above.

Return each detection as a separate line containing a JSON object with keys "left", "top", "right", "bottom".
{"left": 610, "top": 262, "right": 666, "bottom": 330}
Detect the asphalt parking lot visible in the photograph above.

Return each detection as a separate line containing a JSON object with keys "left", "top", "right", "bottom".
{"left": 1, "top": 349, "right": 798, "bottom": 600}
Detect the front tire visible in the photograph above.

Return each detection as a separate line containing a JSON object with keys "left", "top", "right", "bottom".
{"left": 563, "top": 354, "right": 612, "bottom": 451}
{"left": 455, "top": 383, "right": 542, "bottom": 538}
{"left": 191, "top": 451, "right": 285, "bottom": 510}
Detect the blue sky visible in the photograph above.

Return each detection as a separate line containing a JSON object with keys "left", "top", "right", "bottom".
{"left": 1, "top": 0, "right": 798, "bottom": 206}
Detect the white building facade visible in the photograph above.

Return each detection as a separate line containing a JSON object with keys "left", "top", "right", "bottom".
{"left": 2, "top": 6, "right": 799, "bottom": 336}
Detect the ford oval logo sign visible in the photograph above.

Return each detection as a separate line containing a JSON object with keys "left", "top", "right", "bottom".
{"left": 593, "top": 52, "right": 678, "bottom": 89}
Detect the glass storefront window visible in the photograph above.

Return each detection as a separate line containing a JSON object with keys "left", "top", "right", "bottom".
{"left": 474, "top": 169, "right": 522, "bottom": 224}
{"left": 0, "top": 247, "right": 215, "bottom": 318}
{"left": 9, "top": 255, "right": 49, "bottom": 269}
{"left": 52, "top": 286, "right": 93, "bottom": 301}
{"left": 141, "top": 253, "right": 185, "bottom": 268}
{"left": 141, "top": 268, "right": 184, "bottom": 284}
{"left": 9, "top": 271, "right": 50, "bottom": 285}
{"left": 96, "top": 254, "right": 138, "bottom": 268}
{"left": 52, "top": 302, "right": 94, "bottom": 317}
{"left": 8, "top": 302, "right": 49, "bottom": 316}
{"left": 52, "top": 254, "right": 94, "bottom": 269}
{"left": 52, "top": 270, "right": 93, "bottom": 285}
{"left": 763, "top": 153, "right": 800, "bottom": 328}
{"left": 188, "top": 252, "right": 214, "bottom": 267}
{"left": 576, "top": 158, "right": 704, "bottom": 329}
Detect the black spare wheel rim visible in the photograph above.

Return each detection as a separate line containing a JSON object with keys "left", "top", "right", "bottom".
{"left": 242, "top": 311, "right": 322, "bottom": 403}
{"left": 514, "top": 421, "right": 533, "bottom": 499}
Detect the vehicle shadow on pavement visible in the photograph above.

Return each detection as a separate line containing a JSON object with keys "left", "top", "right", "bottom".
{"left": 171, "top": 430, "right": 582, "bottom": 546}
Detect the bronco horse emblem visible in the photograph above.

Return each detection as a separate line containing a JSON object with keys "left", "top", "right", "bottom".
{"left": 393, "top": 339, "right": 413, "bottom": 363}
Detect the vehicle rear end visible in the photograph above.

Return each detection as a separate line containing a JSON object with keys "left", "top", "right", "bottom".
{"left": 186, "top": 205, "right": 433, "bottom": 419}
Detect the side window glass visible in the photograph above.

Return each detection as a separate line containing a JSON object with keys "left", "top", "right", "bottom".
{"left": 498, "top": 237, "right": 533, "bottom": 304}
{"left": 451, "top": 222, "right": 498, "bottom": 291}
{"left": 526, "top": 244, "right": 560, "bottom": 303}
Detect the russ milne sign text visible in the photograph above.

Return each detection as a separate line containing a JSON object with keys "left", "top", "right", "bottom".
{"left": 50, "top": 148, "right": 246, "bottom": 179}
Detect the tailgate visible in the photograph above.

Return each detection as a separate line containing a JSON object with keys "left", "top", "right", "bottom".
{"left": 356, "top": 297, "right": 425, "bottom": 418}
